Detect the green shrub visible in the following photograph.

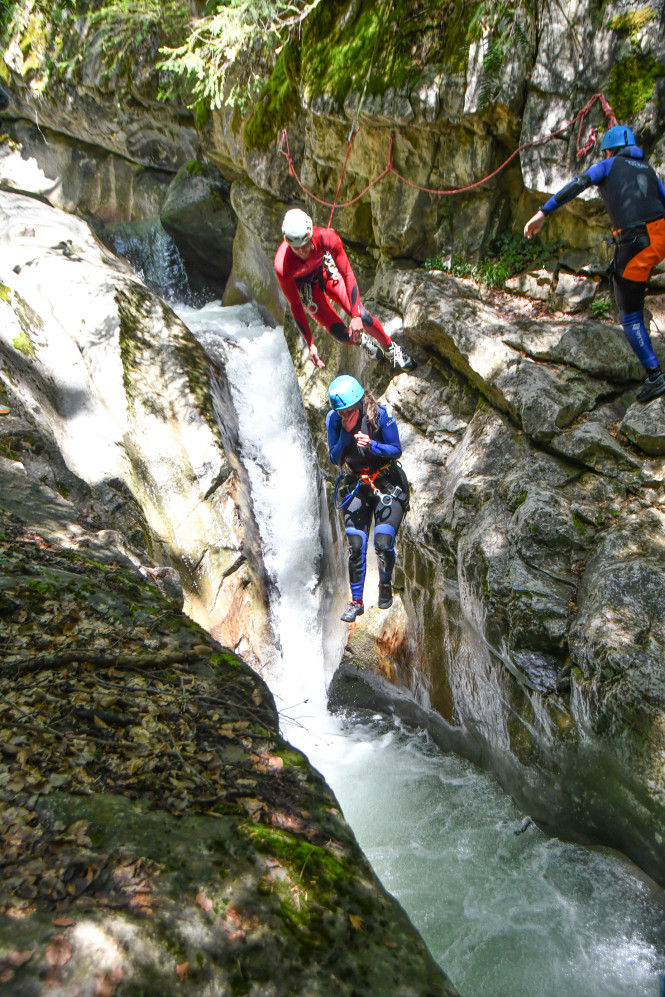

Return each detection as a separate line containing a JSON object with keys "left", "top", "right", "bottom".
{"left": 424, "top": 231, "right": 563, "bottom": 290}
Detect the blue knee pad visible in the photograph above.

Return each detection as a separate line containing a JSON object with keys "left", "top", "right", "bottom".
{"left": 620, "top": 310, "right": 659, "bottom": 370}
{"left": 374, "top": 525, "right": 395, "bottom": 583}
{"left": 346, "top": 527, "right": 367, "bottom": 602}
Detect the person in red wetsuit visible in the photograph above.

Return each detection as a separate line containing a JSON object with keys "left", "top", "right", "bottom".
{"left": 274, "top": 208, "right": 416, "bottom": 371}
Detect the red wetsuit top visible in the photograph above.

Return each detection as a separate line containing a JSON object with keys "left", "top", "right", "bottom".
{"left": 274, "top": 227, "right": 362, "bottom": 346}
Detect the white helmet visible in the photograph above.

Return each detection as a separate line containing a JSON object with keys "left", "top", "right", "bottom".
{"left": 282, "top": 208, "right": 313, "bottom": 247}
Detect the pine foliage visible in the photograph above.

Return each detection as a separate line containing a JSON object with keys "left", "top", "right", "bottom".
{"left": 157, "top": 0, "right": 322, "bottom": 111}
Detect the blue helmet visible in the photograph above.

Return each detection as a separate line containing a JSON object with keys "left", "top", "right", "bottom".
{"left": 328, "top": 374, "right": 364, "bottom": 411}
{"left": 601, "top": 125, "right": 636, "bottom": 151}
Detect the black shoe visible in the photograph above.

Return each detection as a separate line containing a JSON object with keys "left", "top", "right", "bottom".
{"left": 378, "top": 342, "right": 417, "bottom": 371}
{"left": 378, "top": 582, "right": 392, "bottom": 609}
{"left": 341, "top": 600, "right": 364, "bottom": 623}
{"left": 637, "top": 369, "right": 665, "bottom": 402}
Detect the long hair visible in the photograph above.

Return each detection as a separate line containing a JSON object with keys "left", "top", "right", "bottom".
{"left": 363, "top": 391, "right": 379, "bottom": 431}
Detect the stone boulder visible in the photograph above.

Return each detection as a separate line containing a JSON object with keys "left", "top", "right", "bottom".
{"left": 503, "top": 318, "right": 645, "bottom": 383}
{"left": 395, "top": 269, "right": 614, "bottom": 441}
{"left": 0, "top": 187, "right": 272, "bottom": 671}
{"left": 550, "top": 271, "right": 598, "bottom": 313}
{"left": 549, "top": 420, "right": 643, "bottom": 476}
{"left": 505, "top": 267, "right": 554, "bottom": 301}
{"left": 223, "top": 178, "right": 289, "bottom": 318}
{"left": 160, "top": 162, "right": 237, "bottom": 297}
{"left": 621, "top": 397, "right": 665, "bottom": 455}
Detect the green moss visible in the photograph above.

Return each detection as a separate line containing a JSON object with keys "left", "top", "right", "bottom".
{"left": 195, "top": 98, "right": 211, "bottom": 130}
{"left": 242, "top": 0, "right": 477, "bottom": 149}
{"left": 572, "top": 514, "right": 588, "bottom": 537}
{"left": 0, "top": 283, "right": 10, "bottom": 302}
{"left": 185, "top": 159, "right": 204, "bottom": 177}
{"left": 12, "top": 330, "right": 35, "bottom": 358}
{"left": 246, "top": 824, "right": 354, "bottom": 890}
{"left": 243, "top": 45, "right": 300, "bottom": 151}
{"left": 301, "top": 0, "right": 476, "bottom": 105}
{"left": 607, "top": 53, "right": 664, "bottom": 121}
{"left": 608, "top": 7, "right": 656, "bottom": 36}
{"left": 276, "top": 746, "right": 305, "bottom": 768}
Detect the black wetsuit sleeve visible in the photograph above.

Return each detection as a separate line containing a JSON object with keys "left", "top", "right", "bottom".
{"left": 541, "top": 160, "right": 609, "bottom": 214}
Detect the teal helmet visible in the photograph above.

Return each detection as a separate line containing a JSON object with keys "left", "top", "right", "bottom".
{"left": 329, "top": 374, "right": 364, "bottom": 411}
{"left": 601, "top": 125, "right": 636, "bottom": 151}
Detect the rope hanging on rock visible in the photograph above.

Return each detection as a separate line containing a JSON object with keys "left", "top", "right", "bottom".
{"left": 278, "top": 93, "right": 617, "bottom": 215}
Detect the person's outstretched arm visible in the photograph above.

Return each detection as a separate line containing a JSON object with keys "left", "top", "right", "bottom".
{"left": 524, "top": 160, "right": 609, "bottom": 238}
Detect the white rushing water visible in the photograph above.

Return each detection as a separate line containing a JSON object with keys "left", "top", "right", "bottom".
{"left": 178, "top": 300, "right": 665, "bottom": 997}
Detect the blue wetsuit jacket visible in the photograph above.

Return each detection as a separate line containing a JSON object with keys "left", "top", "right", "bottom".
{"left": 541, "top": 146, "right": 665, "bottom": 231}
{"left": 326, "top": 404, "right": 402, "bottom": 472}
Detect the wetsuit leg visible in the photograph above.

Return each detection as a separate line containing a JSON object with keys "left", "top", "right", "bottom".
{"left": 373, "top": 499, "right": 404, "bottom": 583}
{"left": 612, "top": 231, "right": 662, "bottom": 371}
{"left": 619, "top": 308, "right": 659, "bottom": 370}
{"left": 343, "top": 490, "right": 373, "bottom": 603}
{"left": 325, "top": 279, "right": 391, "bottom": 347}
{"left": 308, "top": 284, "right": 352, "bottom": 343}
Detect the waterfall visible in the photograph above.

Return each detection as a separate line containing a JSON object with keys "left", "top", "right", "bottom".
{"left": 175, "top": 301, "right": 345, "bottom": 713}
{"left": 104, "top": 219, "right": 195, "bottom": 305}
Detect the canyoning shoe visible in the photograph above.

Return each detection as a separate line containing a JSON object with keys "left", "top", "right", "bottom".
{"left": 378, "top": 341, "right": 417, "bottom": 371}
{"left": 341, "top": 600, "right": 364, "bottom": 623}
{"left": 359, "top": 332, "right": 378, "bottom": 359}
{"left": 378, "top": 582, "right": 393, "bottom": 609}
{"left": 637, "top": 369, "right": 665, "bottom": 402}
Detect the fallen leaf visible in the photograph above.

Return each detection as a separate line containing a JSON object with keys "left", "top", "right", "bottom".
{"left": 95, "top": 965, "right": 123, "bottom": 997}
{"left": 176, "top": 962, "right": 190, "bottom": 981}
{"left": 196, "top": 891, "right": 213, "bottom": 913}
{"left": 349, "top": 914, "right": 364, "bottom": 931}
{"left": 0, "top": 969, "right": 14, "bottom": 984}
{"left": 7, "top": 950, "right": 34, "bottom": 966}
{"left": 44, "top": 935, "right": 72, "bottom": 969}
{"left": 271, "top": 812, "right": 302, "bottom": 832}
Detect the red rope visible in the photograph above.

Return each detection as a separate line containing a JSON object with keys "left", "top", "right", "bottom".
{"left": 278, "top": 93, "right": 616, "bottom": 210}
{"left": 327, "top": 124, "right": 358, "bottom": 226}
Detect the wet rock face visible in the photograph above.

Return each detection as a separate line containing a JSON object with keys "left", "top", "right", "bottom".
{"left": 315, "top": 262, "right": 665, "bottom": 884}
{"left": 160, "top": 162, "right": 237, "bottom": 297}
{"left": 0, "top": 186, "right": 273, "bottom": 673}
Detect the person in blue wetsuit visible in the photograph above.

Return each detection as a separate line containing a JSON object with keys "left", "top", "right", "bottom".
{"left": 326, "top": 374, "right": 410, "bottom": 623}
{"left": 524, "top": 124, "right": 665, "bottom": 402}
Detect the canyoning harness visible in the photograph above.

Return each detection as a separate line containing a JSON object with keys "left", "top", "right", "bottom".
{"left": 334, "top": 462, "right": 409, "bottom": 511}
{"left": 296, "top": 251, "right": 342, "bottom": 314}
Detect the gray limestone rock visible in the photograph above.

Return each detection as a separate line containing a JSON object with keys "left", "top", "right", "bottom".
{"left": 0, "top": 189, "right": 272, "bottom": 672}
{"left": 551, "top": 271, "right": 598, "bottom": 313}
{"left": 505, "top": 267, "right": 554, "bottom": 301}
{"left": 224, "top": 178, "right": 291, "bottom": 318}
{"left": 503, "top": 319, "right": 644, "bottom": 382}
{"left": 160, "top": 162, "right": 237, "bottom": 296}
{"left": 621, "top": 398, "right": 665, "bottom": 455}
{"left": 550, "top": 421, "right": 643, "bottom": 475}
{"left": 399, "top": 270, "right": 613, "bottom": 440}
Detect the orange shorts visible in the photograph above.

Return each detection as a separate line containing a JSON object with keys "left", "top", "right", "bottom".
{"left": 621, "top": 217, "right": 665, "bottom": 281}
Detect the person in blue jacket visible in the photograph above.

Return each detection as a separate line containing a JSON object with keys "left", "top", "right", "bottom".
{"left": 524, "top": 124, "right": 665, "bottom": 402}
{"left": 326, "top": 374, "right": 410, "bottom": 623}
